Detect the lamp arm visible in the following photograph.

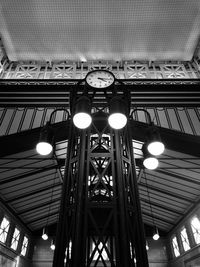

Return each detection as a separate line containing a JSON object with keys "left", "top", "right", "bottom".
{"left": 49, "top": 108, "right": 70, "bottom": 124}
{"left": 130, "top": 108, "right": 152, "bottom": 125}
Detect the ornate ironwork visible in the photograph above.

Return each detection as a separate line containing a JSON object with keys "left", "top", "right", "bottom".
{"left": 53, "top": 90, "right": 148, "bottom": 266}
{"left": 1, "top": 59, "right": 200, "bottom": 79}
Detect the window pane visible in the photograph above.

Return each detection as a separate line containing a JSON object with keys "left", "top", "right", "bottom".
{"left": 21, "top": 236, "right": 28, "bottom": 256}
{"left": 172, "top": 236, "right": 180, "bottom": 257}
{"left": 0, "top": 217, "right": 10, "bottom": 243}
{"left": 191, "top": 217, "right": 200, "bottom": 244}
{"left": 11, "top": 228, "right": 20, "bottom": 250}
{"left": 92, "top": 241, "right": 108, "bottom": 261}
{"left": 181, "top": 228, "right": 190, "bottom": 251}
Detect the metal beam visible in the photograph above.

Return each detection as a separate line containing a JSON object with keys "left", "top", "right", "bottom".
{"left": 142, "top": 211, "right": 175, "bottom": 226}
{"left": 27, "top": 211, "right": 59, "bottom": 225}
{"left": 1, "top": 60, "right": 200, "bottom": 79}
{"left": 0, "top": 79, "right": 200, "bottom": 107}
{"left": 1, "top": 120, "right": 200, "bottom": 159}
{"left": 0, "top": 165, "right": 60, "bottom": 185}
{"left": 131, "top": 120, "right": 200, "bottom": 158}
{"left": 143, "top": 172, "right": 199, "bottom": 198}
{"left": 17, "top": 197, "right": 61, "bottom": 215}
{"left": 139, "top": 183, "right": 194, "bottom": 203}
{"left": 139, "top": 187, "right": 185, "bottom": 210}
{"left": 157, "top": 169, "right": 200, "bottom": 186}
{"left": 0, "top": 195, "right": 32, "bottom": 234}
{"left": 139, "top": 196, "right": 183, "bottom": 216}
{"left": 169, "top": 196, "right": 200, "bottom": 234}
{"left": 0, "top": 121, "right": 70, "bottom": 157}
{"left": 6, "top": 182, "right": 61, "bottom": 203}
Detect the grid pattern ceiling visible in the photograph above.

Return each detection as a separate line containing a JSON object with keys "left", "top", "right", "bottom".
{"left": 0, "top": 0, "right": 200, "bottom": 62}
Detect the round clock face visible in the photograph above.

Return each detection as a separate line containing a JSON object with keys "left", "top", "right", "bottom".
{"left": 85, "top": 70, "right": 115, "bottom": 88}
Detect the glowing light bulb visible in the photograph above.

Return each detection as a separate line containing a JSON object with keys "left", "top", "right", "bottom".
{"left": 42, "top": 233, "right": 48, "bottom": 240}
{"left": 147, "top": 141, "right": 165, "bottom": 156}
{"left": 143, "top": 157, "right": 159, "bottom": 170}
{"left": 51, "top": 244, "right": 55, "bottom": 250}
{"left": 153, "top": 233, "right": 160, "bottom": 240}
{"left": 108, "top": 113, "right": 127, "bottom": 129}
{"left": 73, "top": 112, "right": 92, "bottom": 129}
{"left": 36, "top": 142, "right": 53, "bottom": 156}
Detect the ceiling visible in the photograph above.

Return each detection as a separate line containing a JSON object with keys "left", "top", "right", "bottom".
{"left": 0, "top": 0, "right": 200, "bottom": 62}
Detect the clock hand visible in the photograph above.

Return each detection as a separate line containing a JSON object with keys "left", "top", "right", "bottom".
{"left": 98, "top": 77, "right": 111, "bottom": 81}
{"left": 98, "top": 77, "right": 107, "bottom": 82}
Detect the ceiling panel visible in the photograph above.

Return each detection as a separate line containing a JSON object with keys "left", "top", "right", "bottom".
{"left": 0, "top": 0, "right": 200, "bottom": 62}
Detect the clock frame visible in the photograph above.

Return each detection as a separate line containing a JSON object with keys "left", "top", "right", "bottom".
{"left": 85, "top": 70, "right": 115, "bottom": 89}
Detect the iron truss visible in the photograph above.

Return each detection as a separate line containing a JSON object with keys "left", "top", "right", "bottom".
{"left": 0, "top": 79, "right": 200, "bottom": 108}
{"left": 0, "top": 37, "right": 200, "bottom": 79}
{"left": 1, "top": 60, "right": 200, "bottom": 79}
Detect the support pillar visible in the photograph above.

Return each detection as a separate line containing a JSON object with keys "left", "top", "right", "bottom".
{"left": 53, "top": 110, "right": 149, "bottom": 267}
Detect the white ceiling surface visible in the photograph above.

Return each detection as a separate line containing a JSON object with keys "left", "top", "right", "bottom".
{"left": 0, "top": 0, "right": 200, "bottom": 62}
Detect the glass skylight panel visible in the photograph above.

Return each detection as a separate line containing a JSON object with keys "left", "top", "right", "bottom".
{"left": 11, "top": 227, "right": 20, "bottom": 250}
{"left": 21, "top": 236, "right": 28, "bottom": 256}
{"left": 191, "top": 217, "right": 200, "bottom": 244}
{"left": 172, "top": 236, "right": 180, "bottom": 257}
{"left": 0, "top": 217, "right": 10, "bottom": 243}
{"left": 180, "top": 228, "right": 190, "bottom": 251}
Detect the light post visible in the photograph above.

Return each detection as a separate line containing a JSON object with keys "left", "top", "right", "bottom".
{"left": 36, "top": 84, "right": 164, "bottom": 267}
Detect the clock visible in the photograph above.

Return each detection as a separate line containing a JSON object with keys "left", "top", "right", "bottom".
{"left": 85, "top": 70, "right": 115, "bottom": 88}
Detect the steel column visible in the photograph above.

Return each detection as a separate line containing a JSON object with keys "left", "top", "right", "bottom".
{"left": 112, "top": 130, "right": 132, "bottom": 266}
{"left": 53, "top": 109, "right": 148, "bottom": 266}
{"left": 53, "top": 121, "right": 75, "bottom": 267}
{"left": 126, "top": 120, "right": 149, "bottom": 266}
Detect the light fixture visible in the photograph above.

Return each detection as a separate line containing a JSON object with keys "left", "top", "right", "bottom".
{"left": 108, "top": 96, "right": 128, "bottom": 129}
{"left": 142, "top": 144, "right": 159, "bottom": 170}
{"left": 42, "top": 172, "right": 57, "bottom": 242}
{"left": 42, "top": 227, "right": 48, "bottom": 240}
{"left": 147, "top": 127, "right": 165, "bottom": 156}
{"left": 36, "top": 109, "right": 69, "bottom": 156}
{"left": 131, "top": 108, "right": 165, "bottom": 156}
{"left": 146, "top": 241, "right": 149, "bottom": 250}
{"left": 143, "top": 157, "right": 159, "bottom": 170}
{"left": 144, "top": 171, "right": 160, "bottom": 243}
{"left": 153, "top": 227, "right": 160, "bottom": 240}
{"left": 73, "top": 96, "right": 92, "bottom": 129}
{"left": 36, "top": 123, "right": 53, "bottom": 156}
{"left": 147, "top": 141, "right": 165, "bottom": 156}
{"left": 51, "top": 239, "right": 55, "bottom": 250}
